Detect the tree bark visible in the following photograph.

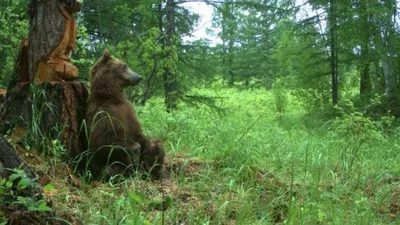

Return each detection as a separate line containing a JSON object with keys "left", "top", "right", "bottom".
{"left": 383, "top": 61, "right": 395, "bottom": 100}
{"left": 164, "top": 0, "right": 178, "bottom": 112}
{"left": 0, "top": 0, "right": 87, "bottom": 159}
{"left": 0, "top": 90, "right": 6, "bottom": 114}
{"left": 0, "top": 3, "right": 86, "bottom": 221}
{"left": 222, "top": 3, "right": 235, "bottom": 87}
{"left": 328, "top": 0, "right": 338, "bottom": 105}
{"left": 359, "top": 0, "right": 372, "bottom": 102}
{"left": 28, "top": 0, "right": 66, "bottom": 81}
{"left": 0, "top": 81, "right": 88, "bottom": 158}
{"left": 382, "top": 0, "right": 397, "bottom": 103}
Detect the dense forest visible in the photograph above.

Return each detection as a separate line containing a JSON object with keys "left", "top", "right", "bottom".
{"left": 0, "top": 0, "right": 399, "bottom": 224}
{"left": 2, "top": 0, "right": 400, "bottom": 110}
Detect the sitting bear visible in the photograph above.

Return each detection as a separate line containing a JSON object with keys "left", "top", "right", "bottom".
{"left": 86, "top": 49, "right": 164, "bottom": 180}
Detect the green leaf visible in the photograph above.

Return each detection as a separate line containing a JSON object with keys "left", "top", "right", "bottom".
{"left": 17, "top": 178, "right": 32, "bottom": 190}
{"left": 38, "top": 201, "right": 52, "bottom": 212}
{"left": 129, "top": 191, "right": 144, "bottom": 204}
{"left": 0, "top": 218, "right": 7, "bottom": 225}
{"left": 27, "top": 200, "right": 52, "bottom": 212}
{"left": 8, "top": 174, "right": 20, "bottom": 182}
{"left": 43, "top": 182, "right": 54, "bottom": 192}
{"left": 0, "top": 187, "right": 6, "bottom": 195}
{"left": 143, "top": 220, "right": 152, "bottom": 225}
{"left": 5, "top": 181, "right": 13, "bottom": 188}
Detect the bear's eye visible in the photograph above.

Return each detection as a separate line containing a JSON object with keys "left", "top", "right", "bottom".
{"left": 122, "top": 64, "right": 128, "bottom": 71}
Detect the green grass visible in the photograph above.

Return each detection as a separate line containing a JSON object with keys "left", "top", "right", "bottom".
{"left": 34, "top": 87, "right": 400, "bottom": 224}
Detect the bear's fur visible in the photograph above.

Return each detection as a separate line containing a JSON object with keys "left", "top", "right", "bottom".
{"left": 86, "top": 49, "right": 164, "bottom": 180}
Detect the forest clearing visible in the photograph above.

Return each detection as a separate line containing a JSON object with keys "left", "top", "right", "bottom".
{"left": 0, "top": 0, "right": 399, "bottom": 224}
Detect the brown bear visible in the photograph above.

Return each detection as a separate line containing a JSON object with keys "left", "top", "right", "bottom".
{"left": 86, "top": 49, "right": 164, "bottom": 180}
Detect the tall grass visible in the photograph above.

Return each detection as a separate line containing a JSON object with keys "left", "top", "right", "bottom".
{"left": 45, "top": 87, "right": 399, "bottom": 224}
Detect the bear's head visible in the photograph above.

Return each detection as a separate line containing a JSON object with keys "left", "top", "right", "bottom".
{"left": 90, "top": 49, "right": 142, "bottom": 89}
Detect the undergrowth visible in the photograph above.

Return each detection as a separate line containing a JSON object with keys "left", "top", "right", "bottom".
{"left": 11, "top": 87, "right": 400, "bottom": 224}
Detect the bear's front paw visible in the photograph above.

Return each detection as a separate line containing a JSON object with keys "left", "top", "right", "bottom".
{"left": 140, "top": 141, "right": 165, "bottom": 180}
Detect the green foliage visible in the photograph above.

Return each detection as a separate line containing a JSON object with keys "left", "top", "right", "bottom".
{"left": 71, "top": 18, "right": 94, "bottom": 82}
{"left": 331, "top": 100, "right": 388, "bottom": 145}
{"left": 123, "top": 190, "right": 172, "bottom": 224}
{"left": 78, "top": 0, "right": 204, "bottom": 107}
{"left": 1, "top": 0, "right": 400, "bottom": 224}
{"left": 328, "top": 100, "right": 394, "bottom": 173}
{"left": 272, "top": 79, "right": 288, "bottom": 119}
{"left": 272, "top": 19, "right": 331, "bottom": 112}
{"left": 16, "top": 196, "right": 52, "bottom": 212}
{"left": 8, "top": 169, "right": 33, "bottom": 190}
{"left": 136, "top": 88, "right": 398, "bottom": 224}
{"left": 0, "top": 0, "right": 28, "bottom": 88}
{"left": 20, "top": 83, "right": 67, "bottom": 161}
{"left": 123, "top": 190, "right": 153, "bottom": 225}
{"left": 0, "top": 169, "right": 52, "bottom": 213}
{"left": 212, "top": 0, "right": 289, "bottom": 88}
{"left": 3, "top": 86, "right": 395, "bottom": 224}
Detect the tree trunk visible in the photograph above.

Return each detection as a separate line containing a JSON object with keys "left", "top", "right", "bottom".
{"left": 227, "top": 29, "right": 234, "bottom": 87}
{"left": 1, "top": 81, "right": 88, "bottom": 158}
{"left": 228, "top": 59, "right": 234, "bottom": 86}
{"left": 265, "top": 76, "right": 272, "bottom": 91}
{"left": 382, "top": 0, "right": 397, "bottom": 103}
{"left": 329, "top": 0, "right": 338, "bottom": 105}
{"left": 28, "top": 0, "right": 66, "bottom": 81}
{"left": 226, "top": 4, "right": 235, "bottom": 87}
{"left": 0, "top": 3, "right": 86, "bottom": 221}
{"left": 164, "top": 0, "right": 178, "bottom": 112}
{"left": 359, "top": 48, "right": 372, "bottom": 102}
{"left": 227, "top": 39, "right": 234, "bottom": 87}
{"left": 359, "top": 0, "right": 372, "bottom": 102}
{"left": 0, "top": 0, "right": 87, "bottom": 159}
{"left": 383, "top": 61, "right": 395, "bottom": 101}
{"left": 359, "top": 50, "right": 371, "bottom": 100}
{"left": 0, "top": 90, "right": 6, "bottom": 113}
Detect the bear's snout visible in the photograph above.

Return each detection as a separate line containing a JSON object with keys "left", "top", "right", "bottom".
{"left": 127, "top": 70, "right": 142, "bottom": 85}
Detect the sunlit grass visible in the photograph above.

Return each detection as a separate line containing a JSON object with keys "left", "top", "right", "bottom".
{"left": 32, "top": 87, "right": 400, "bottom": 224}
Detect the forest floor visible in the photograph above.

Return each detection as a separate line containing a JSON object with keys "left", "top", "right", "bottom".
{"left": 4, "top": 86, "right": 400, "bottom": 224}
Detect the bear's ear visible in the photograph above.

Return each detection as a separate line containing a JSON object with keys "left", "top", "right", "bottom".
{"left": 103, "top": 49, "right": 111, "bottom": 61}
